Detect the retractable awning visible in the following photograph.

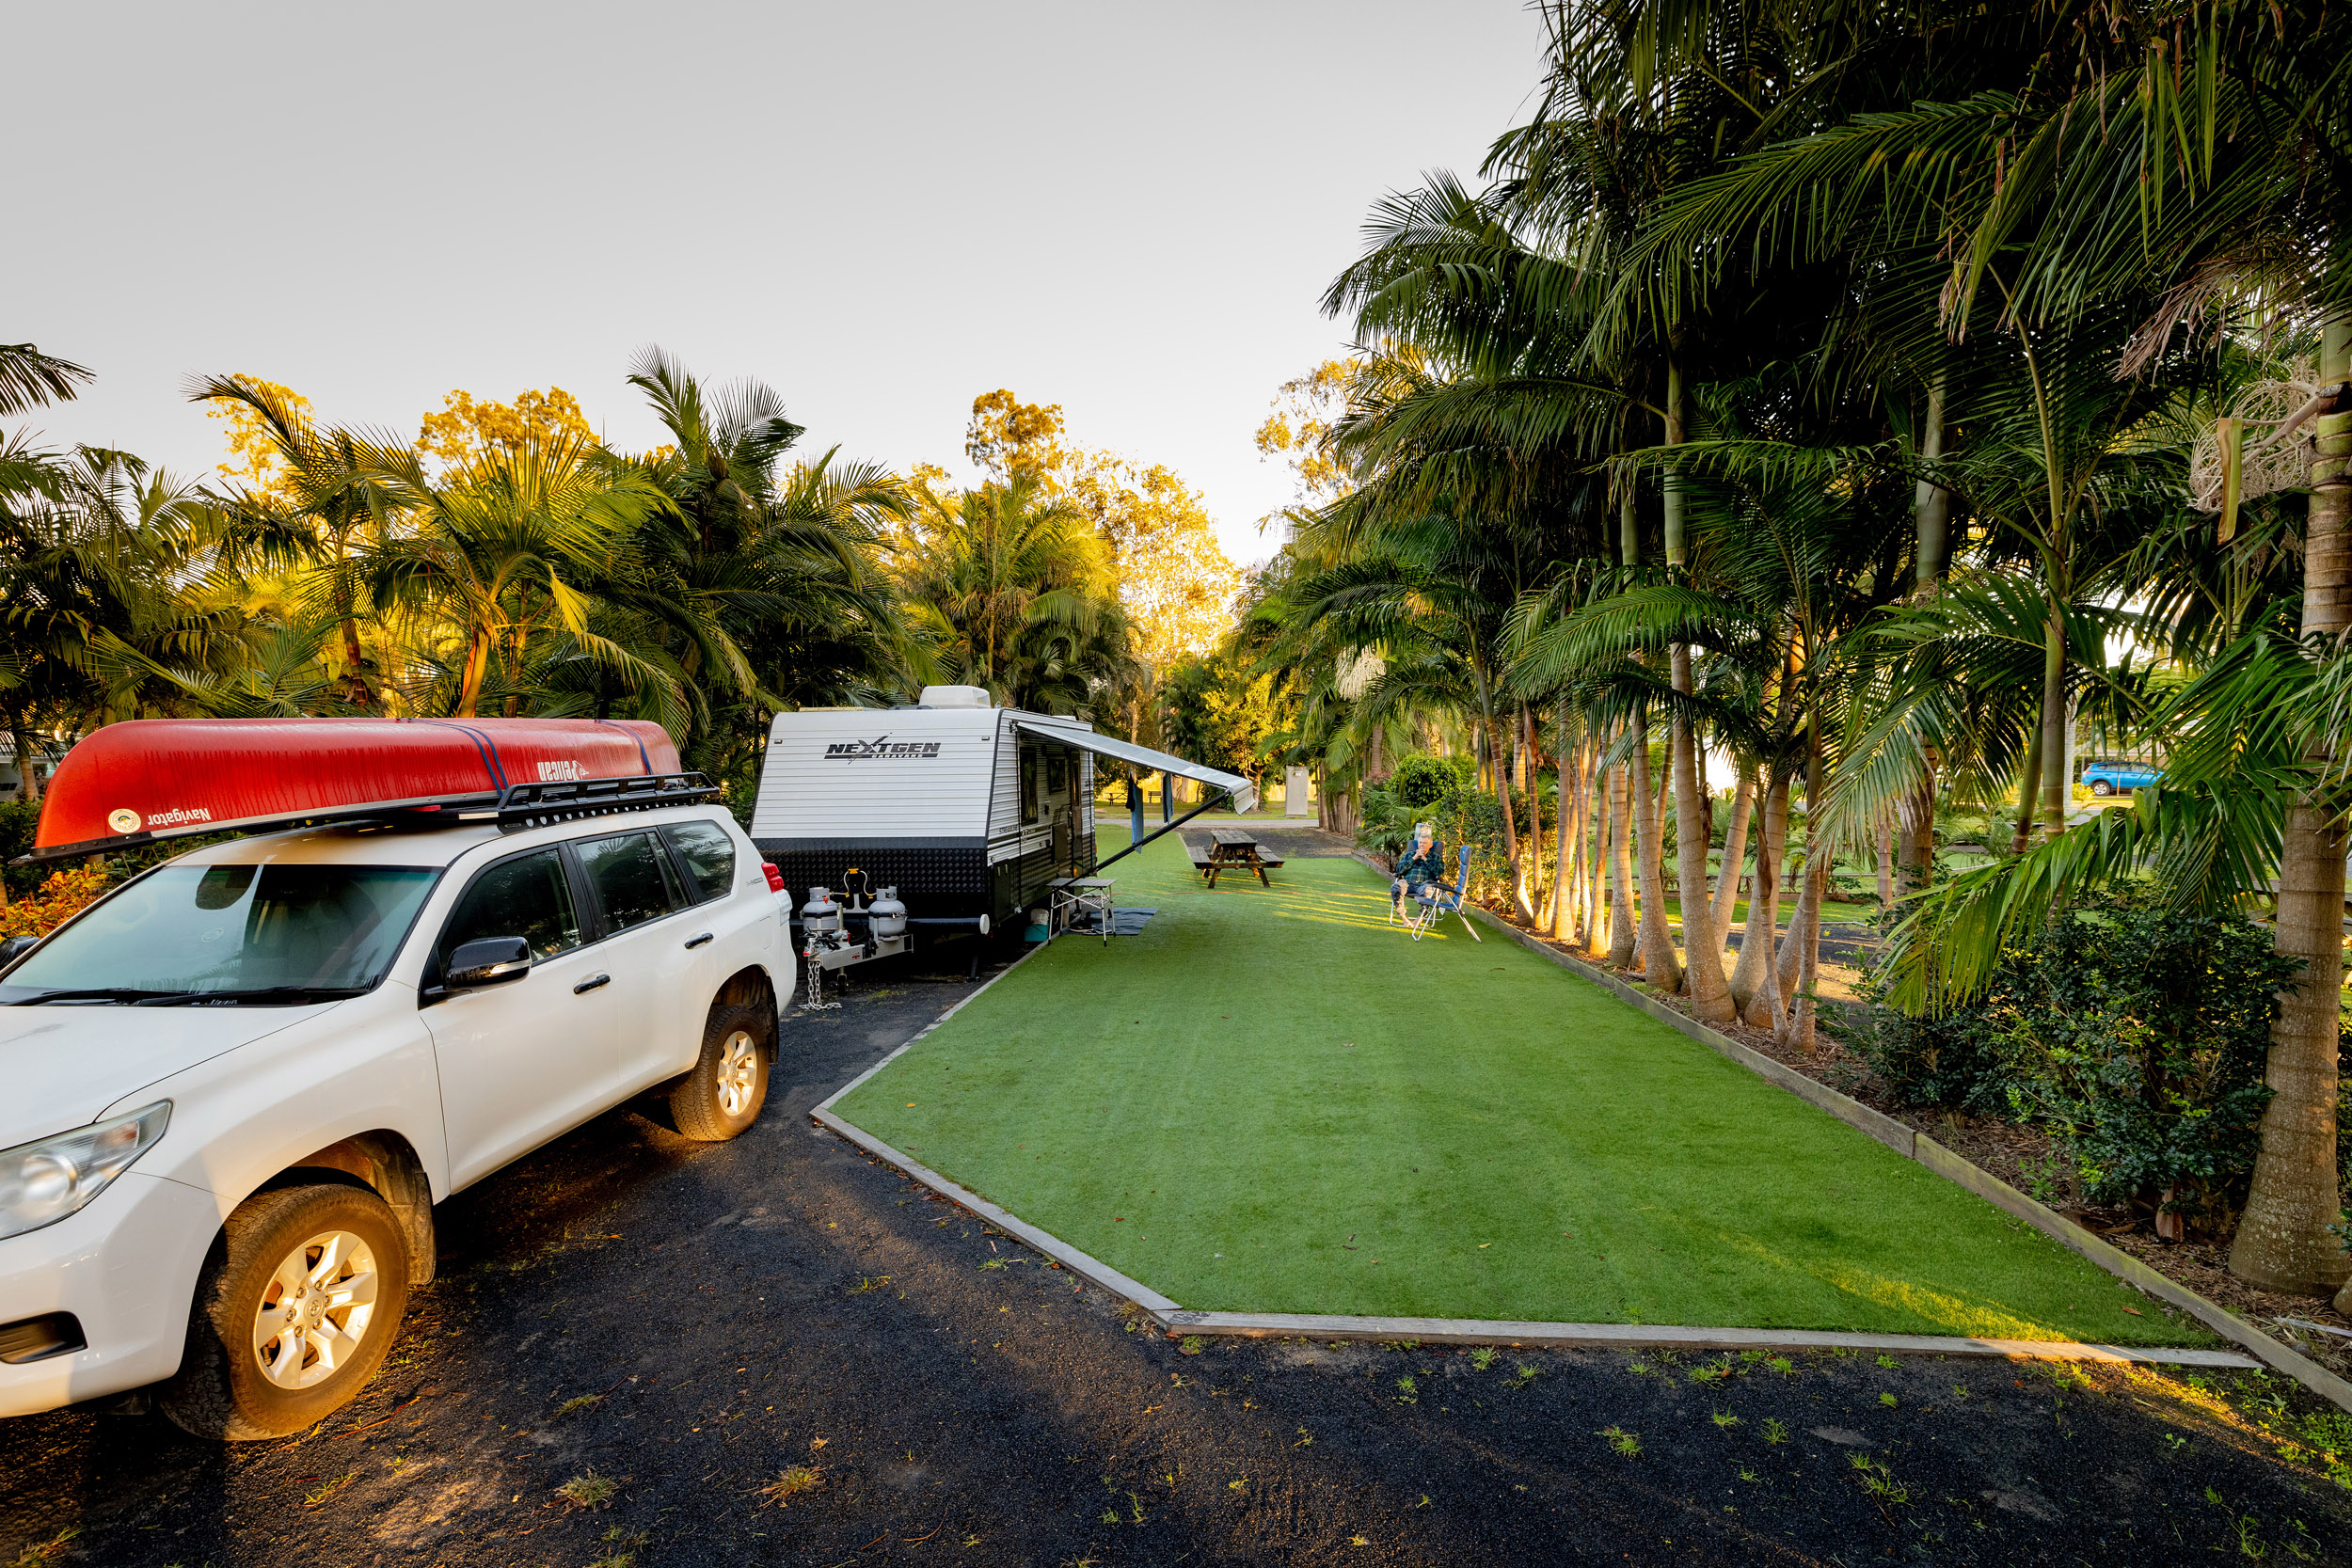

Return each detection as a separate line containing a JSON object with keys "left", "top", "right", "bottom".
{"left": 1012, "top": 718, "right": 1258, "bottom": 814}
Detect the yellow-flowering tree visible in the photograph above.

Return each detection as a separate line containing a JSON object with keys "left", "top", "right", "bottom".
{"left": 418, "top": 388, "right": 598, "bottom": 474}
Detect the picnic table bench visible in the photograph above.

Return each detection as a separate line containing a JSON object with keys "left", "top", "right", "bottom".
{"left": 1187, "top": 827, "right": 1283, "bottom": 887}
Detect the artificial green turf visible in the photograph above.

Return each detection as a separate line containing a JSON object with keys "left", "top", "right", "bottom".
{"left": 834, "top": 829, "right": 2203, "bottom": 1344}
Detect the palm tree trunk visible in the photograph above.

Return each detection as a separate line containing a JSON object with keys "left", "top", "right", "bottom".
{"left": 1519, "top": 704, "right": 1543, "bottom": 920}
{"left": 1629, "top": 705, "right": 1682, "bottom": 993}
{"left": 1709, "top": 765, "right": 1756, "bottom": 953}
{"left": 455, "top": 630, "right": 492, "bottom": 719}
{"left": 9, "top": 716, "right": 40, "bottom": 808}
{"left": 1913, "top": 375, "right": 1950, "bottom": 592}
{"left": 1775, "top": 735, "right": 1828, "bottom": 1050}
{"left": 2242, "top": 322, "right": 2352, "bottom": 1300}
{"left": 1779, "top": 859, "right": 1828, "bottom": 1052}
{"left": 1897, "top": 746, "right": 1939, "bottom": 898}
{"left": 1670, "top": 647, "right": 1731, "bottom": 1019}
{"left": 1772, "top": 849, "right": 1820, "bottom": 1031}
{"left": 2008, "top": 717, "right": 2043, "bottom": 856}
{"left": 1731, "top": 771, "right": 1788, "bottom": 1026}
{"left": 2037, "top": 605, "right": 2069, "bottom": 838}
{"left": 1608, "top": 758, "right": 1636, "bottom": 968}
{"left": 1585, "top": 752, "right": 1610, "bottom": 958}
{"left": 1550, "top": 737, "right": 1579, "bottom": 941}
{"left": 1876, "top": 816, "right": 1894, "bottom": 912}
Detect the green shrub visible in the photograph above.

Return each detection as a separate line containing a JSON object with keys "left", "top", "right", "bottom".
{"left": 1864, "top": 886, "right": 2314, "bottom": 1227}
{"left": 1388, "top": 753, "right": 1473, "bottom": 813}
{"left": 0, "top": 800, "right": 38, "bottom": 899}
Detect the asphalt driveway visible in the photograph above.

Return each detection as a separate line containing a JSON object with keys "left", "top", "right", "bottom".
{"left": 2, "top": 938, "right": 2347, "bottom": 1567}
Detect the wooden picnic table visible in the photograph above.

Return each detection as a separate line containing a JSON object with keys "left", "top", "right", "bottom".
{"left": 1199, "top": 827, "right": 1280, "bottom": 888}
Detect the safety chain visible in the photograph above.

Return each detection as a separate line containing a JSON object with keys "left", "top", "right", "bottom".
{"left": 802, "top": 954, "right": 841, "bottom": 1011}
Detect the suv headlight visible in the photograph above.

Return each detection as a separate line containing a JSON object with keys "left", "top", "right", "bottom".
{"left": 0, "top": 1102, "right": 171, "bottom": 1241}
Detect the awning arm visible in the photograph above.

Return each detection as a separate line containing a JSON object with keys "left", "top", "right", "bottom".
{"left": 1093, "top": 792, "right": 1227, "bottom": 873}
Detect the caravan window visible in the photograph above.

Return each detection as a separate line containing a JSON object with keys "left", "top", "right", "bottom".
{"left": 1021, "top": 752, "right": 1041, "bottom": 824}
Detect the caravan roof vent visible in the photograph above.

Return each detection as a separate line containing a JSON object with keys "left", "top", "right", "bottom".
{"left": 916, "top": 685, "right": 993, "bottom": 709}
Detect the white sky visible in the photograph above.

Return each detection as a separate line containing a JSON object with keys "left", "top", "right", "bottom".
{"left": 8, "top": 1, "right": 1549, "bottom": 568}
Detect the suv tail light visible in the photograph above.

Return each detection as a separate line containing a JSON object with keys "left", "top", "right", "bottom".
{"left": 760, "top": 861, "right": 785, "bottom": 894}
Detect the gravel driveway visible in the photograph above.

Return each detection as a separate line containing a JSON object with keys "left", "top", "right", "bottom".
{"left": 3, "top": 940, "right": 2346, "bottom": 1567}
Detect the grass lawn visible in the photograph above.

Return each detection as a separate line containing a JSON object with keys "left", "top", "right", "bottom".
{"left": 834, "top": 829, "right": 2201, "bottom": 1344}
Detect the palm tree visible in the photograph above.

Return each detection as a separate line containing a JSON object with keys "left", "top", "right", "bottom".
{"left": 622, "top": 350, "right": 914, "bottom": 769}
{"left": 186, "top": 374, "right": 406, "bottom": 708}
{"left": 892, "top": 474, "right": 1131, "bottom": 713}
{"left": 358, "top": 436, "right": 683, "bottom": 721}
{"left": 1623, "top": 0, "right": 2352, "bottom": 1294}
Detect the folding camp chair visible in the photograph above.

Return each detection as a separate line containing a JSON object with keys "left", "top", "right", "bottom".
{"left": 1404, "top": 845, "right": 1482, "bottom": 943}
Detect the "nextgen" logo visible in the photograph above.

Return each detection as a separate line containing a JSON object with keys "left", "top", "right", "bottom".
{"left": 824, "top": 736, "right": 941, "bottom": 761}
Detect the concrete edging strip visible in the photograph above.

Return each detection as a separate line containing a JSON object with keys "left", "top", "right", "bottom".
{"left": 1158, "top": 1310, "right": 2257, "bottom": 1367}
{"left": 1454, "top": 898, "right": 2352, "bottom": 1412}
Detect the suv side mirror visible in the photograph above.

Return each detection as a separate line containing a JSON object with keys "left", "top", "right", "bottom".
{"left": 0, "top": 933, "right": 36, "bottom": 971}
{"left": 445, "top": 937, "right": 532, "bottom": 989}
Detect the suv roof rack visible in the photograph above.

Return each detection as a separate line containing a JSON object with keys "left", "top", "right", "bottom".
{"left": 493, "top": 772, "right": 722, "bottom": 831}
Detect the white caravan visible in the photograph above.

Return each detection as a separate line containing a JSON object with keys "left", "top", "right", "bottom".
{"left": 747, "top": 686, "right": 1252, "bottom": 956}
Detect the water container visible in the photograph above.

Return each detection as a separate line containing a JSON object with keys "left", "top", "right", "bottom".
{"left": 801, "top": 888, "right": 841, "bottom": 936}
{"left": 869, "top": 886, "right": 907, "bottom": 940}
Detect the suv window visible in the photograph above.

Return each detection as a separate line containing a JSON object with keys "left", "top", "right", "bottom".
{"left": 3, "top": 863, "right": 439, "bottom": 1003}
{"left": 577, "top": 831, "right": 681, "bottom": 933}
{"left": 662, "top": 820, "right": 737, "bottom": 903}
{"left": 438, "top": 849, "right": 581, "bottom": 968}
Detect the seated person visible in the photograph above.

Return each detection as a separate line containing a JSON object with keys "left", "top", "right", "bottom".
{"left": 1391, "top": 821, "right": 1447, "bottom": 914}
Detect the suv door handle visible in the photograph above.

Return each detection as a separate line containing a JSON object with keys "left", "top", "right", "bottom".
{"left": 573, "top": 974, "right": 612, "bottom": 994}
{"left": 684, "top": 932, "right": 714, "bottom": 949}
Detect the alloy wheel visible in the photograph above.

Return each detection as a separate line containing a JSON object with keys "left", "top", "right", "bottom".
{"left": 716, "top": 1028, "right": 760, "bottom": 1116}
{"left": 251, "top": 1228, "right": 380, "bottom": 1390}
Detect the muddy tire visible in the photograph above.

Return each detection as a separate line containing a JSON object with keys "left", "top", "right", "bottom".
{"left": 669, "top": 1000, "right": 771, "bottom": 1141}
{"left": 160, "top": 1182, "right": 410, "bottom": 1440}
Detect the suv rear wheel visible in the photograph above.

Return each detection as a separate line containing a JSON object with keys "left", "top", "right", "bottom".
{"left": 670, "top": 1000, "right": 772, "bottom": 1141}
{"left": 161, "top": 1182, "right": 410, "bottom": 1440}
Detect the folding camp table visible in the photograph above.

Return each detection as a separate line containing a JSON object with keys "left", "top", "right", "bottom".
{"left": 1047, "top": 877, "right": 1117, "bottom": 944}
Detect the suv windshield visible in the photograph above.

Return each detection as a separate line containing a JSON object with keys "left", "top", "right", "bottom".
{"left": 1, "top": 863, "right": 441, "bottom": 1005}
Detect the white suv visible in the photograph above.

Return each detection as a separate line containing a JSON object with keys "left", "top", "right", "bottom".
{"left": 0, "top": 801, "right": 790, "bottom": 1438}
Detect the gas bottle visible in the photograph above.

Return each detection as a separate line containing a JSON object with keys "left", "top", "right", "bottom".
{"left": 801, "top": 888, "right": 841, "bottom": 937}
{"left": 869, "top": 886, "right": 908, "bottom": 940}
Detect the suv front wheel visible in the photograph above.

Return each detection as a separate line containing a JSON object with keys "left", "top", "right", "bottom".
{"left": 670, "top": 1000, "right": 772, "bottom": 1141}
{"left": 161, "top": 1182, "right": 411, "bottom": 1440}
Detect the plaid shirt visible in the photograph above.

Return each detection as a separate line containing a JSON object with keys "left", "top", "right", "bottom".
{"left": 1392, "top": 840, "right": 1447, "bottom": 886}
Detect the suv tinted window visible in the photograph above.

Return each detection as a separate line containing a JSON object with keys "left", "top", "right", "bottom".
{"left": 662, "top": 821, "right": 737, "bottom": 903}
{"left": 439, "top": 850, "right": 580, "bottom": 968}
{"left": 4, "top": 863, "right": 439, "bottom": 1002}
{"left": 577, "top": 831, "right": 681, "bottom": 933}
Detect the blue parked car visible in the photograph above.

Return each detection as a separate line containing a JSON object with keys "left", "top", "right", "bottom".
{"left": 2080, "top": 758, "right": 2163, "bottom": 796}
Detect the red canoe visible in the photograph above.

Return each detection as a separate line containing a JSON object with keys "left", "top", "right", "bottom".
{"left": 32, "top": 717, "right": 681, "bottom": 860}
